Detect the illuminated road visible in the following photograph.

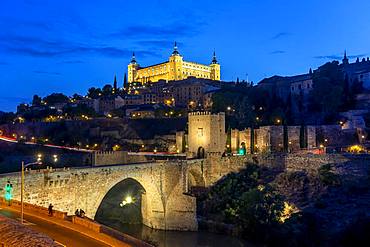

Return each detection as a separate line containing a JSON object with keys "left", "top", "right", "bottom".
{"left": 0, "top": 135, "right": 93, "bottom": 153}
{"left": 0, "top": 208, "right": 109, "bottom": 247}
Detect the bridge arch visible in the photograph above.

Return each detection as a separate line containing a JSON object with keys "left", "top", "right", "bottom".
{"left": 91, "top": 174, "right": 165, "bottom": 229}
{"left": 188, "top": 169, "right": 205, "bottom": 188}
{"left": 94, "top": 178, "right": 147, "bottom": 226}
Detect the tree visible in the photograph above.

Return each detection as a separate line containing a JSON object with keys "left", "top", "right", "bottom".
{"left": 123, "top": 73, "right": 127, "bottom": 89}
{"left": 32, "top": 95, "right": 42, "bottom": 106}
{"left": 72, "top": 93, "right": 84, "bottom": 100}
{"left": 113, "top": 75, "right": 117, "bottom": 92}
{"left": 309, "top": 61, "right": 345, "bottom": 119}
{"left": 102, "top": 84, "right": 113, "bottom": 96}
{"left": 0, "top": 112, "right": 15, "bottom": 125}
{"left": 43, "top": 93, "right": 69, "bottom": 105}
{"left": 87, "top": 87, "right": 102, "bottom": 99}
{"left": 63, "top": 104, "right": 97, "bottom": 118}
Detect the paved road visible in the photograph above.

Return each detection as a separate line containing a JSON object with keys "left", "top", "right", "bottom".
{"left": 0, "top": 207, "right": 109, "bottom": 247}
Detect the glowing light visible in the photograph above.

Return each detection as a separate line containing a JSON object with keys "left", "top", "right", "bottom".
{"left": 279, "top": 202, "right": 299, "bottom": 223}
{"left": 37, "top": 153, "right": 42, "bottom": 162}
{"left": 120, "top": 196, "right": 134, "bottom": 207}
{"left": 348, "top": 145, "right": 365, "bottom": 153}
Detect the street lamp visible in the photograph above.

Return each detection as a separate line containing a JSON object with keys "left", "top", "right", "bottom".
{"left": 20, "top": 153, "right": 58, "bottom": 224}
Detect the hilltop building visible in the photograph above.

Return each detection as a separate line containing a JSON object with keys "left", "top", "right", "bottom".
{"left": 127, "top": 42, "right": 221, "bottom": 84}
{"left": 340, "top": 50, "right": 370, "bottom": 89}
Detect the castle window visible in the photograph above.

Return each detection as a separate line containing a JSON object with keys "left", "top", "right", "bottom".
{"left": 197, "top": 128, "right": 204, "bottom": 138}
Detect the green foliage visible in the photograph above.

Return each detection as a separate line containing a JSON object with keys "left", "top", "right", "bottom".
{"left": 211, "top": 84, "right": 291, "bottom": 129}
{"left": 22, "top": 107, "right": 58, "bottom": 121}
{"left": 44, "top": 93, "right": 69, "bottom": 105}
{"left": 237, "top": 185, "right": 284, "bottom": 235}
{"left": 318, "top": 164, "right": 340, "bottom": 186}
{"left": 201, "top": 164, "right": 289, "bottom": 244}
{"left": 309, "top": 61, "right": 362, "bottom": 122}
{"left": 63, "top": 104, "right": 97, "bottom": 118}
{"left": 204, "top": 164, "right": 261, "bottom": 220}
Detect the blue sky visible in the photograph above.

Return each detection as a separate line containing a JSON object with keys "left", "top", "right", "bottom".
{"left": 1, "top": 0, "right": 370, "bottom": 112}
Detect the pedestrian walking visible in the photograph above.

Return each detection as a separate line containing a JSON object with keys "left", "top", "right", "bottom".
{"left": 80, "top": 208, "right": 85, "bottom": 218}
{"left": 48, "top": 203, "right": 53, "bottom": 216}
{"left": 75, "top": 208, "right": 80, "bottom": 217}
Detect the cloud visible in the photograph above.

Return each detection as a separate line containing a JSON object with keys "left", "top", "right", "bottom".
{"left": 33, "top": 70, "right": 61, "bottom": 75}
{"left": 59, "top": 60, "right": 84, "bottom": 64}
{"left": 0, "top": 34, "right": 158, "bottom": 58}
{"left": 270, "top": 50, "right": 286, "bottom": 54}
{"left": 135, "top": 40, "right": 179, "bottom": 49}
{"left": 271, "top": 32, "right": 292, "bottom": 40}
{"left": 313, "top": 55, "right": 342, "bottom": 60}
{"left": 110, "top": 22, "right": 203, "bottom": 40}
{"left": 314, "top": 53, "right": 369, "bottom": 60}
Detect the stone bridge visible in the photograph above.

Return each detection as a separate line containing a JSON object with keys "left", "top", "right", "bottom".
{"left": 2, "top": 153, "right": 356, "bottom": 231}
{"left": 0, "top": 159, "right": 245, "bottom": 231}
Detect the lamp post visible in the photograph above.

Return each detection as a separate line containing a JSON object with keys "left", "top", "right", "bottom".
{"left": 20, "top": 153, "right": 58, "bottom": 224}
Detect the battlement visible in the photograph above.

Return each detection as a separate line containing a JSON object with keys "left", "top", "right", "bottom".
{"left": 188, "top": 111, "right": 225, "bottom": 116}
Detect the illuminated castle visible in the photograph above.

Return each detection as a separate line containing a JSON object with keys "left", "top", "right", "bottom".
{"left": 127, "top": 42, "right": 221, "bottom": 84}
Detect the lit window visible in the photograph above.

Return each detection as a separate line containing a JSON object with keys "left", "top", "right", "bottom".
{"left": 197, "top": 128, "right": 204, "bottom": 137}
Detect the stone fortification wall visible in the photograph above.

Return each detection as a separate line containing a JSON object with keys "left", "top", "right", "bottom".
{"left": 230, "top": 125, "right": 317, "bottom": 154}
{"left": 92, "top": 151, "right": 149, "bottom": 166}
{"left": 187, "top": 153, "right": 370, "bottom": 187}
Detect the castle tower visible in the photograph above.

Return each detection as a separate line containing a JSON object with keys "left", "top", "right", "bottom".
{"left": 168, "top": 42, "right": 183, "bottom": 81}
{"left": 128, "top": 52, "right": 139, "bottom": 83}
{"left": 210, "top": 51, "right": 221, "bottom": 80}
{"left": 342, "top": 50, "right": 349, "bottom": 65}
{"left": 188, "top": 112, "right": 226, "bottom": 157}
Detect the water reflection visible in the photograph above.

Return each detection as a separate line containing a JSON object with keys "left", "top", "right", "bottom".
{"left": 101, "top": 221, "right": 254, "bottom": 247}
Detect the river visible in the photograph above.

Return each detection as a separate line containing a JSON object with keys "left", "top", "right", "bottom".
{"left": 101, "top": 221, "right": 254, "bottom": 247}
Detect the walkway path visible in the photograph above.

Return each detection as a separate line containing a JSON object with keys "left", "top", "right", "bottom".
{"left": 0, "top": 204, "right": 131, "bottom": 247}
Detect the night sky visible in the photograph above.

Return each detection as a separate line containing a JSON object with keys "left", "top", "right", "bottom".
{"left": 1, "top": 0, "right": 370, "bottom": 112}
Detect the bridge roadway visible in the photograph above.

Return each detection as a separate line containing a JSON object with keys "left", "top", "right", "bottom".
{"left": 0, "top": 206, "right": 114, "bottom": 247}
{"left": 0, "top": 161, "right": 202, "bottom": 231}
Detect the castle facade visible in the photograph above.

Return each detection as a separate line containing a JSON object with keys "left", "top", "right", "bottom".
{"left": 128, "top": 43, "right": 221, "bottom": 84}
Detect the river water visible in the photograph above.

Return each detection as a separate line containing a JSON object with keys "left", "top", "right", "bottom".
{"left": 104, "top": 221, "right": 254, "bottom": 247}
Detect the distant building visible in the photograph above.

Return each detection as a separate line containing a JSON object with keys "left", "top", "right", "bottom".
{"left": 127, "top": 42, "right": 221, "bottom": 84}
{"left": 98, "top": 95, "right": 125, "bottom": 114}
{"left": 340, "top": 51, "right": 370, "bottom": 89}
{"left": 150, "top": 77, "right": 220, "bottom": 108}
{"left": 76, "top": 98, "right": 99, "bottom": 112}
{"left": 257, "top": 73, "right": 313, "bottom": 102}
{"left": 123, "top": 95, "right": 144, "bottom": 106}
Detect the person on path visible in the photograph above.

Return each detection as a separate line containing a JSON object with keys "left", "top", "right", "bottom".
{"left": 48, "top": 203, "right": 53, "bottom": 216}
{"left": 79, "top": 208, "right": 85, "bottom": 218}
{"left": 75, "top": 209, "right": 80, "bottom": 217}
